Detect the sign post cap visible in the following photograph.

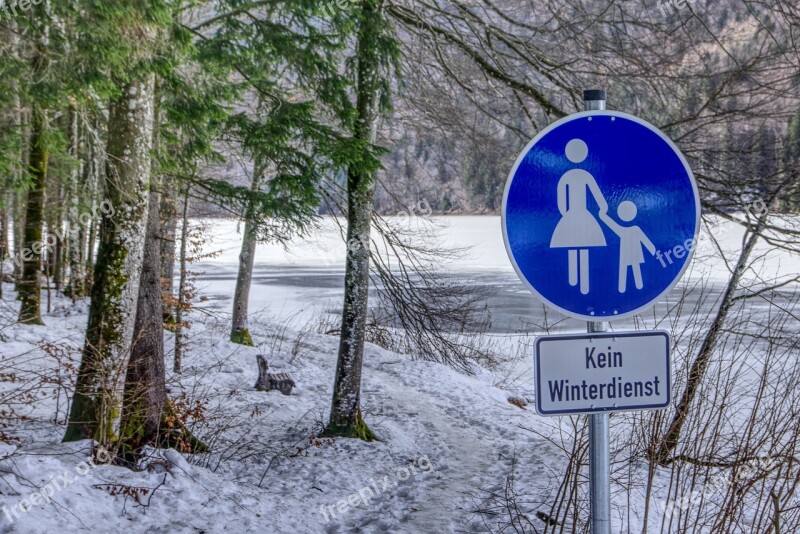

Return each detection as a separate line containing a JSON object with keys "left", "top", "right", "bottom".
{"left": 583, "top": 89, "right": 606, "bottom": 101}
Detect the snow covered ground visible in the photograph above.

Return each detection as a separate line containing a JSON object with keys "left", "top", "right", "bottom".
{"left": 0, "top": 290, "right": 558, "bottom": 533}
{"left": 0, "top": 215, "right": 797, "bottom": 533}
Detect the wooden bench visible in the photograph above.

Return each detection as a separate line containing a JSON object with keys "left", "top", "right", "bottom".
{"left": 255, "top": 354, "right": 295, "bottom": 396}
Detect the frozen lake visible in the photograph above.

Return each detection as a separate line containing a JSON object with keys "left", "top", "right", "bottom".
{"left": 190, "top": 215, "right": 799, "bottom": 337}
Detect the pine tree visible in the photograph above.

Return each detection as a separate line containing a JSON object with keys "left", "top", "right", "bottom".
{"left": 195, "top": 0, "right": 354, "bottom": 346}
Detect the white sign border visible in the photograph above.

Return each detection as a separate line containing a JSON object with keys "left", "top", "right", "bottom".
{"left": 501, "top": 110, "right": 701, "bottom": 321}
{"left": 534, "top": 330, "right": 671, "bottom": 416}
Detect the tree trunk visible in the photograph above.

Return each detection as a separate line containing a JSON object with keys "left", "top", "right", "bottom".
{"left": 83, "top": 117, "right": 102, "bottom": 279}
{"left": 64, "top": 75, "right": 156, "bottom": 443}
{"left": 654, "top": 197, "right": 779, "bottom": 464}
{"left": 8, "top": 21, "right": 23, "bottom": 291}
{"left": 13, "top": 192, "right": 24, "bottom": 289}
{"left": 18, "top": 104, "right": 47, "bottom": 325}
{"left": 119, "top": 78, "right": 167, "bottom": 459}
{"left": 86, "top": 209, "right": 98, "bottom": 267}
{"left": 325, "top": 0, "right": 385, "bottom": 441}
{"left": 160, "top": 175, "right": 177, "bottom": 321}
{"left": 118, "top": 177, "right": 166, "bottom": 459}
{"left": 0, "top": 204, "right": 6, "bottom": 298}
{"left": 230, "top": 164, "right": 265, "bottom": 346}
{"left": 66, "top": 105, "right": 86, "bottom": 300}
{"left": 173, "top": 187, "right": 190, "bottom": 374}
{"left": 230, "top": 221, "right": 257, "bottom": 346}
{"left": 48, "top": 173, "right": 64, "bottom": 292}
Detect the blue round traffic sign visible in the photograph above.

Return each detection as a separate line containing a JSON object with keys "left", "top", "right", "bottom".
{"left": 502, "top": 111, "right": 700, "bottom": 320}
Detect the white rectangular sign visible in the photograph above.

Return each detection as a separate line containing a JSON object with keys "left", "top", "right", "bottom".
{"left": 534, "top": 331, "right": 670, "bottom": 416}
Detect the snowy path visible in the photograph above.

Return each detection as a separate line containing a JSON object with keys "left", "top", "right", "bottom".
{"left": 364, "top": 366, "right": 497, "bottom": 532}
{"left": 321, "top": 348, "right": 556, "bottom": 533}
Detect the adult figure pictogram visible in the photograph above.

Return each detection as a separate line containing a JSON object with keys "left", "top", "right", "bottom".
{"left": 550, "top": 139, "right": 609, "bottom": 295}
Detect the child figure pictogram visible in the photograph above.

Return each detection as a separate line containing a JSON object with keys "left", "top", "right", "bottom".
{"left": 599, "top": 201, "right": 656, "bottom": 293}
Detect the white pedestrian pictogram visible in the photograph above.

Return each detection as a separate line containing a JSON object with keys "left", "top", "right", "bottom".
{"left": 550, "top": 139, "right": 608, "bottom": 295}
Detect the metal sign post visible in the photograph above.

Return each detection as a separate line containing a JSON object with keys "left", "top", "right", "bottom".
{"left": 585, "top": 90, "right": 610, "bottom": 534}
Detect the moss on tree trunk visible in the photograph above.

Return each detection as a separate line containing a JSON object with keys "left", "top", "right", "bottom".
{"left": 230, "top": 328, "right": 254, "bottom": 346}
{"left": 323, "top": 409, "right": 377, "bottom": 442}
